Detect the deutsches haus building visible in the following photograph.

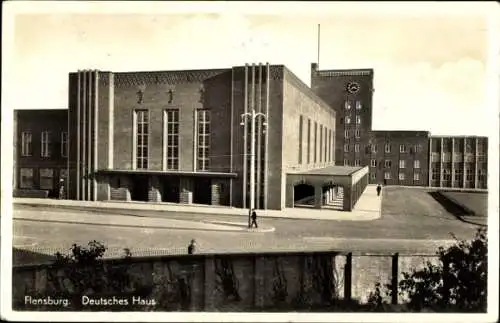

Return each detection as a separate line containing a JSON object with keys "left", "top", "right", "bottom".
{"left": 13, "top": 62, "right": 488, "bottom": 211}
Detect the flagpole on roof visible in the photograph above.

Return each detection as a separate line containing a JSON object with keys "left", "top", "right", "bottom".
{"left": 317, "top": 24, "right": 321, "bottom": 66}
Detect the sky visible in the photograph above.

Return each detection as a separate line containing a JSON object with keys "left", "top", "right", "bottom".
{"left": 5, "top": 1, "right": 499, "bottom": 136}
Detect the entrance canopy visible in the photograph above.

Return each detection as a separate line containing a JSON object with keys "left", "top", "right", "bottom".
{"left": 286, "top": 165, "right": 369, "bottom": 211}
{"left": 287, "top": 165, "right": 367, "bottom": 187}
{"left": 96, "top": 169, "right": 238, "bottom": 179}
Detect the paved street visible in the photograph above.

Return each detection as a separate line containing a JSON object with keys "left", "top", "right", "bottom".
{"left": 11, "top": 187, "right": 484, "bottom": 265}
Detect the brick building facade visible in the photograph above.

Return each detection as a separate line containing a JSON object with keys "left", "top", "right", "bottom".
{"left": 428, "top": 136, "right": 488, "bottom": 189}
{"left": 64, "top": 64, "right": 368, "bottom": 211}
{"left": 309, "top": 63, "right": 488, "bottom": 189}
{"left": 13, "top": 62, "right": 488, "bottom": 208}
{"left": 367, "top": 131, "right": 430, "bottom": 186}
{"left": 13, "top": 109, "right": 68, "bottom": 197}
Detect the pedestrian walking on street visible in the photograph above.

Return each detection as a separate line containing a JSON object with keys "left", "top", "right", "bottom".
{"left": 250, "top": 210, "right": 258, "bottom": 228}
{"left": 376, "top": 184, "right": 382, "bottom": 197}
{"left": 187, "top": 239, "right": 196, "bottom": 255}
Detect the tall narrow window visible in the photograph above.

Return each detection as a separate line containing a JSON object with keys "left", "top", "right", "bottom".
{"left": 307, "top": 119, "right": 311, "bottom": 164}
{"left": 414, "top": 173, "right": 420, "bottom": 181}
{"left": 355, "top": 129, "right": 360, "bottom": 138}
{"left": 354, "top": 159, "right": 360, "bottom": 166}
{"left": 329, "top": 130, "right": 333, "bottom": 162}
{"left": 356, "top": 115, "right": 361, "bottom": 124}
{"left": 344, "top": 130, "right": 349, "bottom": 138}
{"left": 355, "top": 144, "right": 360, "bottom": 152}
{"left": 385, "top": 144, "right": 391, "bottom": 153}
{"left": 135, "top": 110, "right": 149, "bottom": 169}
{"left": 319, "top": 125, "right": 323, "bottom": 162}
{"left": 197, "top": 110, "right": 210, "bottom": 171}
{"left": 414, "top": 160, "right": 420, "bottom": 169}
{"left": 344, "top": 144, "right": 350, "bottom": 152}
{"left": 41, "top": 131, "right": 51, "bottom": 157}
{"left": 399, "top": 160, "right": 406, "bottom": 168}
{"left": 345, "top": 116, "right": 351, "bottom": 124}
{"left": 324, "top": 127, "right": 327, "bottom": 163}
{"left": 21, "top": 132, "right": 32, "bottom": 156}
{"left": 399, "top": 144, "right": 407, "bottom": 153}
{"left": 314, "top": 122, "right": 317, "bottom": 163}
{"left": 355, "top": 100, "right": 362, "bottom": 110}
{"left": 298, "top": 116, "right": 303, "bottom": 164}
{"left": 165, "top": 109, "right": 179, "bottom": 170}
{"left": 371, "top": 159, "right": 377, "bottom": 167}
{"left": 371, "top": 144, "right": 378, "bottom": 153}
{"left": 61, "top": 132, "right": 68, "bottom": 157}
{"left": 345, "top": 101, "right": 352, "bottom": 110}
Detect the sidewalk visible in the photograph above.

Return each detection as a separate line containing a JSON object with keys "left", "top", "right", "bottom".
{"left": 13, "top": 208, "right": 276, "bottom": 233}
{"left": 13, "top": 184, "right": 382, "bottom": 221}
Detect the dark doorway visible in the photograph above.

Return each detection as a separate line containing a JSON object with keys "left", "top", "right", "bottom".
{"left": 294, "top": 183, "right": 315, "bottom": 207}
{"left": 193, "top": 178, "right": 212, "bottom": 205}
{"left": 162, "top": 176, "right": 180, "bottom": 203}
{"left": 131, "top": 175, "right": 149, "bottom": 202}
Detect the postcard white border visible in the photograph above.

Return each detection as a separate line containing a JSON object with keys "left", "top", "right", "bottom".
{"left": 1, "top": 1, "right": 499, "bottom": 322}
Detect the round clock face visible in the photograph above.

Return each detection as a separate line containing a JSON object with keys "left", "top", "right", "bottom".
{"left": 347, "top": 82, "right": 360, "bottom": 94}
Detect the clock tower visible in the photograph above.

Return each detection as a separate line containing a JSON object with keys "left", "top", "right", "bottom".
{"left": 310, "top": 63, "right": 374, "bottom": 168}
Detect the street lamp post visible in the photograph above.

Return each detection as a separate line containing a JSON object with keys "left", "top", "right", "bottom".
{"left": 241, "top": 109, "right": 267, "bottom": 227}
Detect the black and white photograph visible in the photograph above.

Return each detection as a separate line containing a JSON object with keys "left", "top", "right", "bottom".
{"left": 1, "top": 1, "right": 499, "bottom": 322}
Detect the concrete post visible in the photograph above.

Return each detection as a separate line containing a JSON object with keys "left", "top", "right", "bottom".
{"left": 285, "top": 183, "right": 294, "bottom": 208}
{"left": 343, "top": 185, "right": 352, "bottom": 211}
{"left": 314, "top": 185, "right": 323, "bottom": 209}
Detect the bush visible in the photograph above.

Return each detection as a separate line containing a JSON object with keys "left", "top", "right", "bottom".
{"left": 369, "top": 228, "right": 487, "bottom": 312}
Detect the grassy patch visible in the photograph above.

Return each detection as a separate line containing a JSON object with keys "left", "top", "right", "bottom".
{"left": 439, "top": 191, "right": 488, "bottom": 217}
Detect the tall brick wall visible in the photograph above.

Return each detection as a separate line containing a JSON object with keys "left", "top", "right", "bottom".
{"left": 13, "top": 251, "right": 441, "bottom": 311}
{"left": 282, "top": 68, "right": 336, "bottom": 173}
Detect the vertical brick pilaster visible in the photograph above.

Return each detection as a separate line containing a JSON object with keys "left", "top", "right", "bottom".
{"left": 451, "top": 137, "right": 455, "bottom": 187}
{"left": 463, "top": 138, "right": 467, "bottom": 188}
{"left": 475, "top": 137, "right": 479, "bottom": 188}
{"left": 343, "top": 184, "right": 352, "bottom": 211}
{"left": 439, "top": 137, "right": 444, "bottom": 188}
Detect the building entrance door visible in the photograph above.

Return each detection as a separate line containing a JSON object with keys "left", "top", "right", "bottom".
{"left": 131, "top": 175, "right": 149, "bottom": 202}
{"left": 193, "top": 178, "right": 212, "bottom": 205}
{"left": 162, "top": 177, "right": 180, "bottom": 203}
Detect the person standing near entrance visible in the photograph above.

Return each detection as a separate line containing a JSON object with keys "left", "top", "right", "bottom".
{"left": 250, "top": 210, "right": 258, "bottom": 228}
{"left": 187, "top": 239, "right": 196, "bottom": 255}
{"left": 58, "top": 179, "right": 65, "bottom": 199}
{"left": 376, "top": 184, "right": 382, "bottom": 197}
